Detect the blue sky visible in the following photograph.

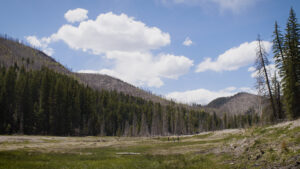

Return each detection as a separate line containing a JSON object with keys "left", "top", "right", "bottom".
{"left": 1, "top": 0, "right": 299, "bottom": 104}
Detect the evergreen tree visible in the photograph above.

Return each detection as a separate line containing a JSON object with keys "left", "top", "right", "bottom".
{"left": 273, "top": 21, "right": 286, "bottom": 76}
{"left": 283, "top": 8, "right": 300, "bottom": 118}
{"left": 2, "top": 67, "right": 17, "bottom": 133}
{"left": 273, "top": 8, "right": 300, "bottom": 119}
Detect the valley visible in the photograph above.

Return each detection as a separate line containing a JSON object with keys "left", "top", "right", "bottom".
{"left": 1, "top": 119, "right": 300, "bottom": 169}
{"left": 1, "top": 2, "right": 300, "bottom": 168}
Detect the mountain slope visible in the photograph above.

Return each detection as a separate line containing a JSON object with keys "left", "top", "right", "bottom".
{"left": 0, "top": 36, "right": 70, "bottom": 74}
{"left": 0, "top": 36, "right": 265, "bottom": 115}
{"left": 75, "top": 73, "right": 169, "bottom": 104}
{"left": 205, "top": 92, "right": 266, "bottom": 116}
{"left": 0, "top": 36, "right": 169, "bottom": 105}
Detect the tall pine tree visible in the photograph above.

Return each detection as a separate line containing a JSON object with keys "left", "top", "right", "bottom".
{"left": 274, "top": 8, "right": 300, "bottom": 119}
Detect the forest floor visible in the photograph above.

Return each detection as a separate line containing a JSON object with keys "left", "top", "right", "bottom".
{"left": 0, "top": 119, "right": 300, "bottom": 169}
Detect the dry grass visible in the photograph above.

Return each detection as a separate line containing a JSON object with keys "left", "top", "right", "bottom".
{"left": 1, "top": 119, "right": 300, "bottom": 169}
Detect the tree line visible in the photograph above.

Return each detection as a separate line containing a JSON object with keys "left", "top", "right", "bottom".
{"left": 256, "top": 8, "right": 300, "bottom": 122}
{"left": 0, "top": 65, "right": 260, "bottom": 136}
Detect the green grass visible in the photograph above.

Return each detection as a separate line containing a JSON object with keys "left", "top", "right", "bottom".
{"left": 0, "top": 149, "right": 231, "bottom": 169}
{"left": 191, "top": 133, "right": 214, "bottom": 139}
{"left": 1, "top": 122, "right": 299, "bottom": 169}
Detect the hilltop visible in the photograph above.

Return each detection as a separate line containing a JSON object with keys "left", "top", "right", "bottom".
{"left": 205, "top": 92, "right": 267, "bottom": 116}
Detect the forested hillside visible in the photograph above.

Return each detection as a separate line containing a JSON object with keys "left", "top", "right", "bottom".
{"left": 0, "top": 36, "right": 170, "bottom": 105}
{"left": 0, "top": 65, "right": 261, "bottom": 136}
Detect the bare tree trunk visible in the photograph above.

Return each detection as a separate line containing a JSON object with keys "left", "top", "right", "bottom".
{"left": 140, "top": 113, "right": 149, "bottom": 136}
{"left": 257, "top": 37, "right": 277, "bottom": 119}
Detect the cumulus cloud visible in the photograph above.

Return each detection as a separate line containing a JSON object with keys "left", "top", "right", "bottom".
{"left": 166, "top": 86, "right": 257, "bottom": 105}
{"left": 79, "top": 51, "right": 193, "bottom": 87}
{"left": 161, "top": 0, "right": 258, "bottom": 13}
{"left": 52, "top": 12, "right": 170, "bottom": 54}
{"left": 25, "top": 36, "right": 54, "bottom": 56}
{"left": 183, "top": 37, "right": 193, "bottom": 46}
{"left": 50, "top": 10, "right": 192, "bottom": 87}
{"left": 248, "top": 64, "right": 279, "bottom": 79}
{"left": 26, "top": 10, "right": 190, "bottom": 88}
{"left": 64, "top": 8, "right": 88, "bottom": 23}
{"left": 196, "top": 41, "right": 272, "bottom": 72}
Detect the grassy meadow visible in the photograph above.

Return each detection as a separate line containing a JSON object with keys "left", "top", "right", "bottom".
{"left": 0, "top": 119, "right": 300, "bottom": 169}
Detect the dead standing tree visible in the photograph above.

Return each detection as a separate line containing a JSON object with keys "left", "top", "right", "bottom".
{"left": 255, "top": 35, "right": 277, "bottom": 121}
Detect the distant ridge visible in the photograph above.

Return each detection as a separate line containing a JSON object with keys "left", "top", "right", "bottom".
{"left": 205, "top": 92, "right": 267, "bottom": 116}
{"left": 75, "top": 73, "right": 169, "bottom": 104}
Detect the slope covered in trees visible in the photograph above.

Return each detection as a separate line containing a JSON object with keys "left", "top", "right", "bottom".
{"left": 0, "top": 65, "right": 261, "bottom": 136}
{"left": 0, "top": 36, "right": 170, "bottom": 105}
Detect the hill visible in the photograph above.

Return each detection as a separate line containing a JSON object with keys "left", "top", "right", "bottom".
{"left": 0, "top": 36, "right": 69, "bottom": 74}
{"left": 0, "top": 35, "right": 265, "bottom": 137}
{"left": 205, "top": 92, "right": 267, "bottom": 116}
{"left": 75, "top": 73, "right": 169, "bottom": 105}
{"left": 0, "top": 36, "right": 169, "bottom": 105}
{"left": 0, "top": 36, "right": 265, "bottom": 116}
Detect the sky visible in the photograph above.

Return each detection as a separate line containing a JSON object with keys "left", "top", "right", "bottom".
{"left": 0, "top": 0, "right": 299, "bottom": 105}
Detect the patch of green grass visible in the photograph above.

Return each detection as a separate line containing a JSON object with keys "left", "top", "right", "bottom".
{"left": 252, "top": 127, "right": 270, "bottom": 135}
{"left": 0, "top": 140, "right": 30, "bottom": 146}
{"left": 295, "top": 135, "right": 300, "bottom": 144}
{"left": 41, "top": 139, "right": 61, "bottom": 143}
{"left": 0, "top": 149, "right": 232, "bottom": 169}
{"left": 223, "top": 133, "right": 245, "bottom": 142}
{"left": 192, "top": 133, "right": 214, "bottom": 139}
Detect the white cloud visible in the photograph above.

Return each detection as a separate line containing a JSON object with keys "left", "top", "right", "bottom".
{"left": 161, "top": 0, "right": 258, "bottom": 13}
{"left": 26, "top": 36, "right": 42, "bottom": 47}
{"left": 25, "top": 36, "right": 54, "bottom": 56}
{"left": 53, "top": 11, "right": 192, "bottom": 88}
{"left": 52, "top": 12, "right": 170, "bottom": 54}
{"left": 26, "top": 11, "right": 190, "bottom": 88}
{"left": 79, "top": 51, "right": 193, "bottom": 88}
{"left": 196, "top": 41, "right": 272, "bottom": 72}
{"left": 166, "top": 86, "right": 257, "bottom": 105}
{"left": 248, "top": 66, "right": 256, "bottom": 72}
{"left": 239, "top": 87, "right": 257, "bottom": 94}
{"left": 248, "top": 64, "right": 278, "bottom": 79}
{"left": 64, "top": 8, "right": 88, "bottom": 23}
{"left": 183, "top": 37, "right": 193, "bottom": 46}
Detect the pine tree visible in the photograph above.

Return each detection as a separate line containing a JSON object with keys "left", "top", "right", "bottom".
{"left": 15, "top": 66, "right": 27, "bottom": 133}
{"left": 273, "top": 21, "right": 286, "bottom": 76}
{"left": 272, "top": 72, "right": 284, "bottom": 119}
{"left": 3, "top": 67, "right": 17, "bottom": 133}
{"left": 274, "top": 8, "right": 300, "bottom": 119}
{"left": 272, "top": 21, "right": 285, "bottom": 120}
{"left": 0, "top": 66, "right": 5, "bottom": 134}
{"left": 284, "top": 8, "right": 300, "bottom": 118}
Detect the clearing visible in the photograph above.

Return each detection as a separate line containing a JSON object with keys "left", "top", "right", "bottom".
{"left": 0, "top": 119, "right": 300, "bottom": 169}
